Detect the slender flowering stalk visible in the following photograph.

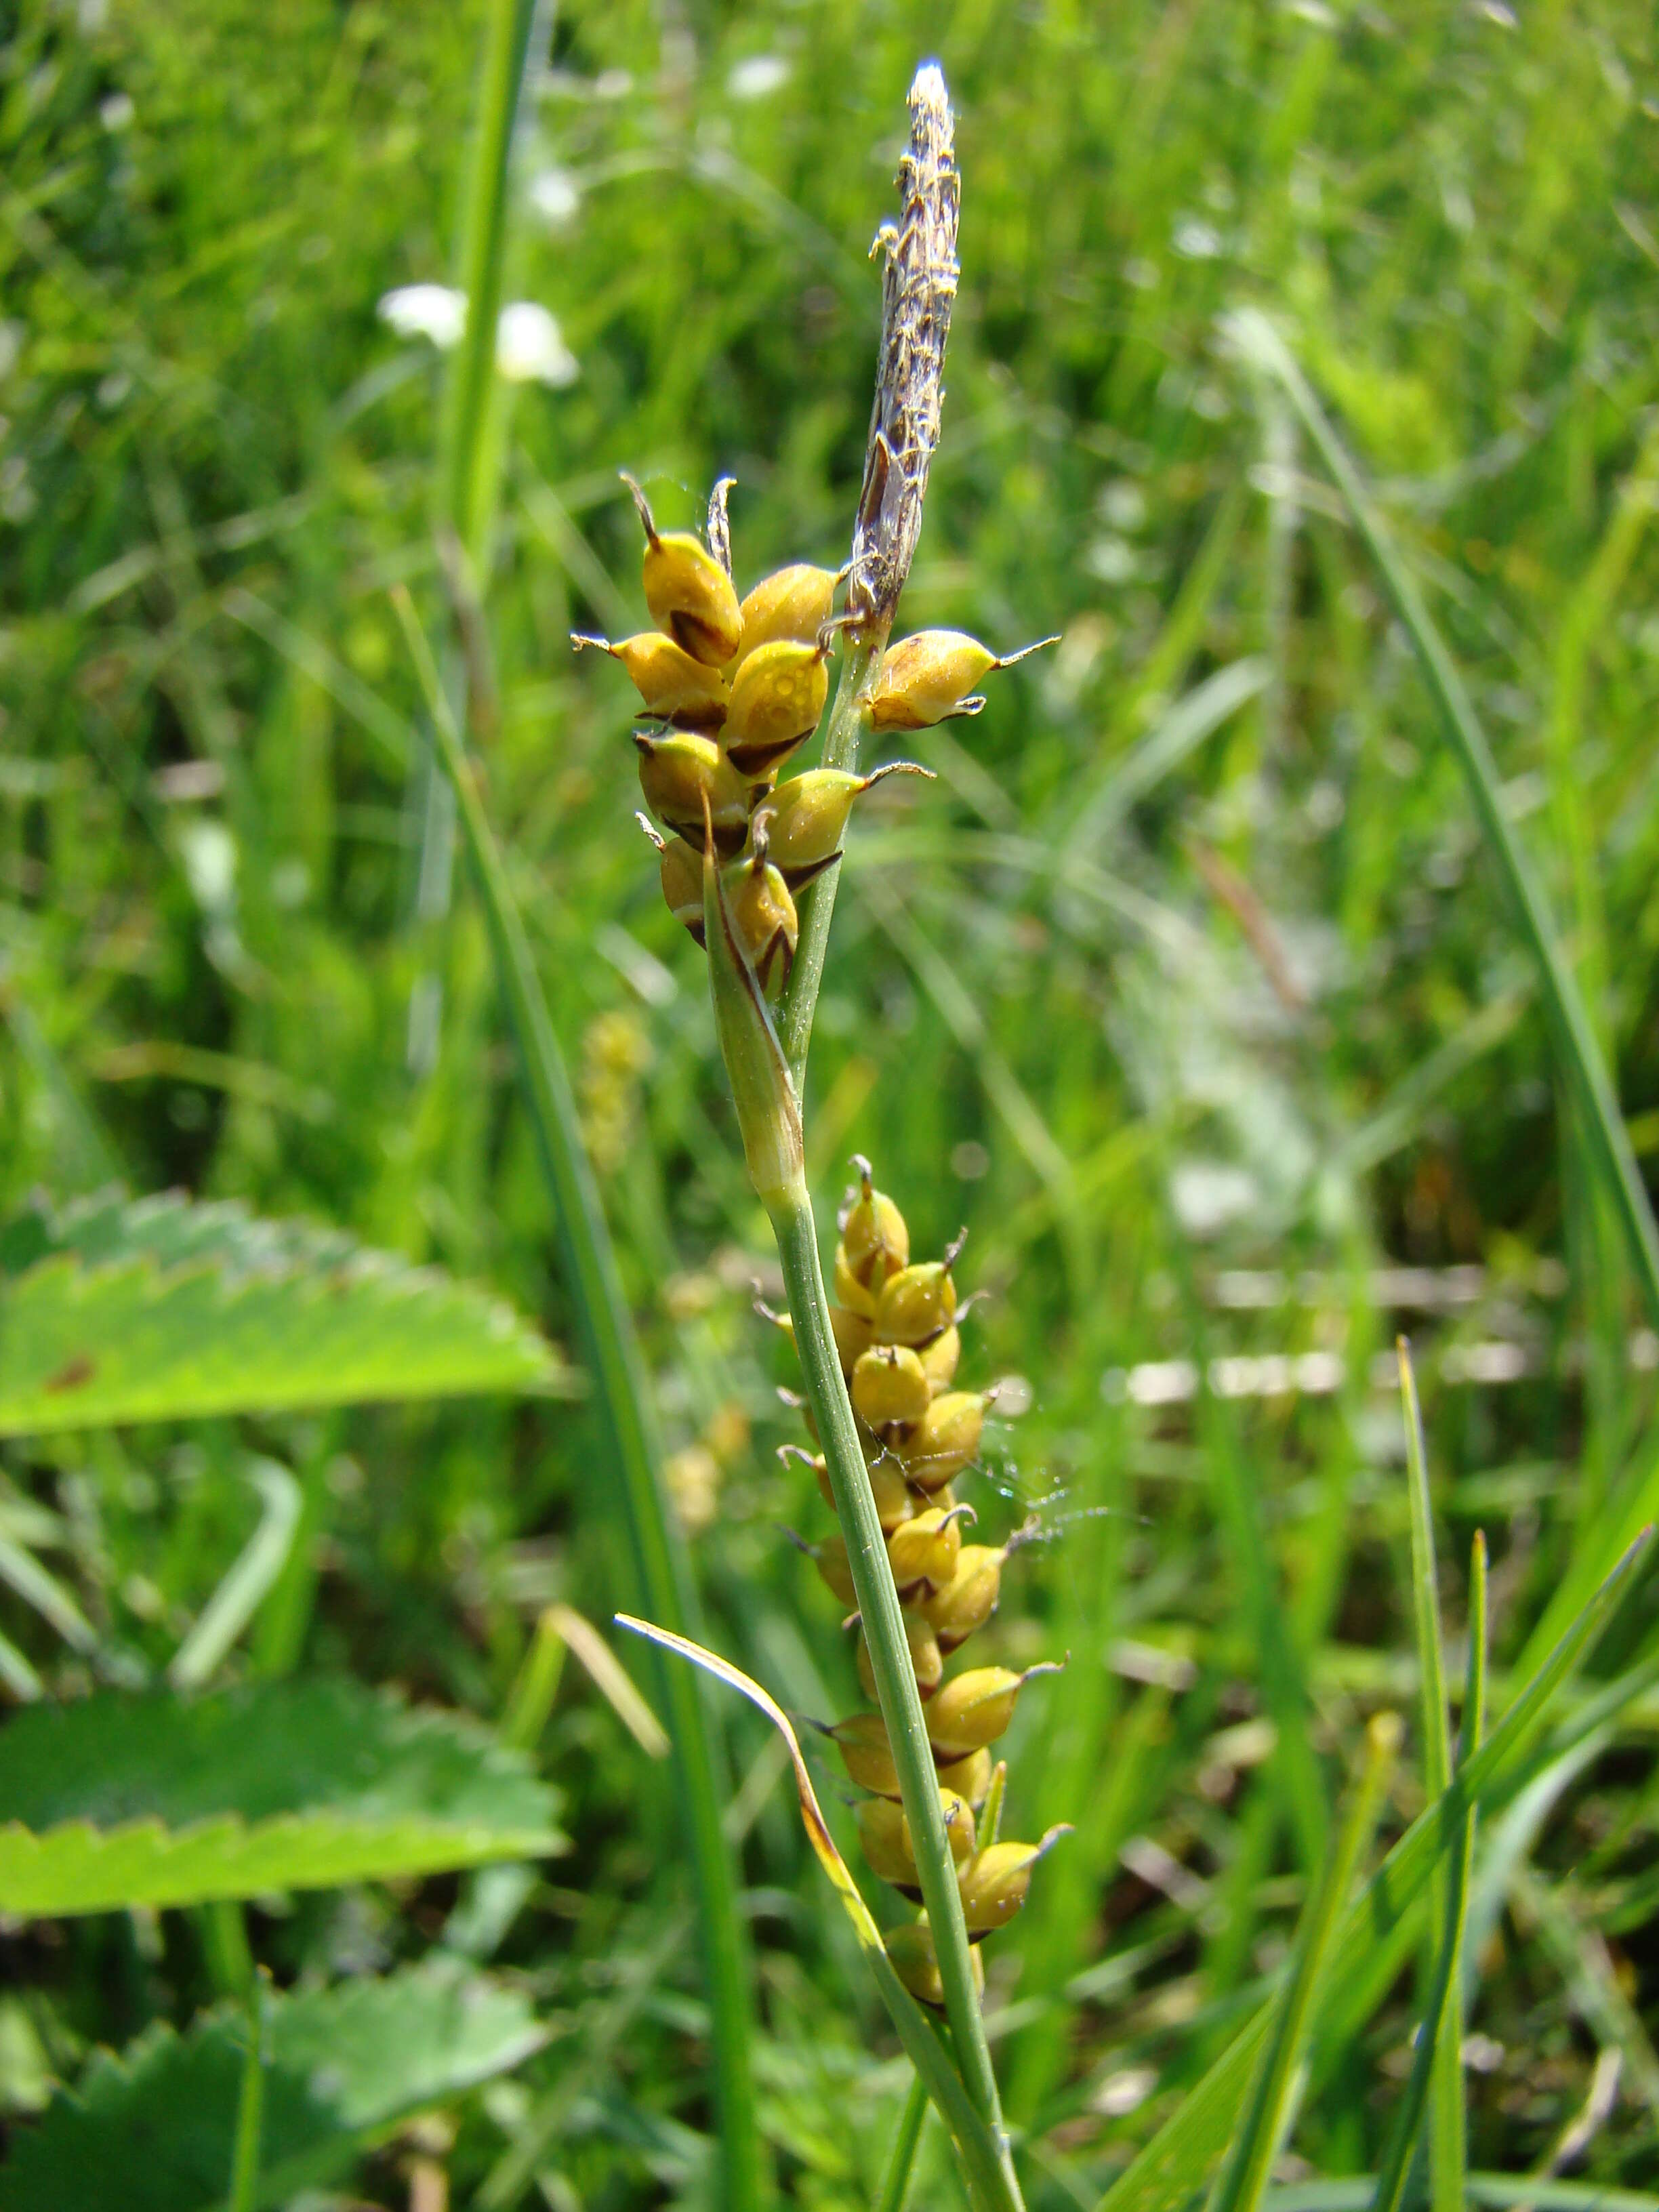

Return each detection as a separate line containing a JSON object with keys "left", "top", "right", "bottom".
{"left": 586, "top": 62, "right": 1061, "bottom": 2211}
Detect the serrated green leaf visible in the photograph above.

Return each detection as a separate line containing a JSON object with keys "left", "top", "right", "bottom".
{"left": 0, "top": 1190, "right": 573, "bottom": 1435}
{"left": 0, "top": 1961, "right": 546, "bottom": 2212}
{"left": 0, "top": 1679, "right": 564, "bottom": 1914}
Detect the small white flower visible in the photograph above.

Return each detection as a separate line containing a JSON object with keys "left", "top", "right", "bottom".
{"left": 728, "top": 54, "right": 790, "bottom": 100}
{"left": 377, "top": 283, "right": 467, "bottom": 349}
{"left": 529, "top": 166, "right": 581, "bottom": 228}
{"left": 495, "top": 302, "right": 578, "bottom": 387}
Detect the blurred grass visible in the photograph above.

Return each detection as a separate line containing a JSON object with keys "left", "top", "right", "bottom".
{"left": 3, "top": 1, "right": 1659, "bottom": 2206}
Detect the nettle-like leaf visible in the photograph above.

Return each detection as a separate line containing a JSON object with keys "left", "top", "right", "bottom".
{"left": 0, "top": 1679, "right": 564, "bottom": 1914}
{"left": 0, "top": 1189, "right": 572, "bottom": 1434}
{"left": 0, "top": 1961, "right": 546, "bottom": 2212}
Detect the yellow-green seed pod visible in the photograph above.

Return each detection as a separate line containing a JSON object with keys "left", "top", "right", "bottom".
{"left": 839, "top": 1161, "right": 909, "bottom": 1290}
{"left": 884, "top": 1919, "right": 985, "bottom": 2010}
{"left": 720, "top": 832, "right": 798, "bottom": 996}
{"left": 937, "top": 1744, "right": 994, "bottom": 1805}
{"left": 886, "top": 1504, "right": 970, "bottom": 1597}
{"left": 634, "top": 731, "right": 751, "bottom": 855}
{"left": 636, "top": 813, "right": 705, "bottom": 945}
{"left": 761, "top": 762, "right": 931, "bottom": 887}
{"left": 833, "top": 1242, "right": 880, "bottom": 1319}
{"left": 852, "top": 1345, "right": 931, "bottom": 1432}
{"left": 723, "top": 639, "right": 831, "bottom": 777}
{"left": 815, "top": 1450, "right": 912, "bottom": 1534}
{"left": 926, "top": 1665, "right": 1033, "bottom": 1760}
{"left": 831, "top": 1711, "right": 900, "bottom": 1797}
{"left": 958, "top": 1831, "right": 1069, "bottom": 1933}
{"left": 857, "top": 1609, "right": 942, "bottom": 1703}
{"left": 833, "top": 1715, "right": 994, "bottom": 1809}
{"left": 867, "top": 629, "right": 1057, "bottom": 731}
{"left": 571, "top": 632, "right": 729, "bottom": 729}
{"left": 659, "top": 838, "right": 705, "bottom": 945}
{"left": 874, "top": 1260, "right": 957, "bottom": 1348}
{"left": 829, "top": 1303, "right": 874, "bottom": 1377}
{"left": 922, "top": 1544, "right": 1005, "bottom": 1651}
{"left": 855, "top": 1788, "right": 977, "bottom": 1893}
{"left": 920, "top": 1323, "right": 961, "bottom": 1397}
{"left": 624, "top": 474, "right": 743, "bottom": 667}
{"left": 898, "top": 1391, "right": 986, "bottom": 1492}
{"left": 811, "top": 1532, "right": 858, "bottom": 1610}
{"left": 733, "top": 562, "right": 839, "bottom": 666}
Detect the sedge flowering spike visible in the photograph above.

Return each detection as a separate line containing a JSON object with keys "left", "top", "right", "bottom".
{"left": 634, "top": 731, "right": 752, "bottom": 855}
{"left": 827, "top": 1303, "right": 874, "bottom": 1376}
{"left": 622, "top": 473, "right": 743, "bottom": 665}
{"left": 956, "top": 1828, "right": 1071, "bottom": 1933}
{"left": 855, "top": 1788, "right": 977, "bottom": 1893}
{"left": 874, "top": 1257, "right": 958, "bottom": 1346}
{"left": 662, "top": 843, "right": 706, "bottom": 944}
{"left": 922, "top": 1544, "right": 1006, "bottom": 1650}
{"left": 571, "top": 631, "right": 729, "bottom": 729}
{"left": 886, "top": 1502, "right": 970, "bottom": 1596}
{"left": 777, "top": 1160, "right": 1062, "bottom": 1967}
{"left": 884, "top": 1919, "right": 985, "bottom": 2012}
{"left": 925, "top": 1664, "right": 1053, "bottom": 1760}
{"left": 898, "top": 1389, "right": 986, "bottom": 1492}
{"left": 813, "top": 1449, "right": 912, "bottom": 1533}
{"left": 919, "top": 1322, "right": 961, "bottom": 1396}
{"left": 853, "top": 1343, "right": 932, "bottom": 1431}
{"left": 720, "top": 819, "right": 798, "bottom": 997}
{"left": 833, "top": 1243, "right": 880, "bottom": 1319}
{"left": 732, "top": 562, "right": 841, "bottom": 665}
{"left": 722, "top": 638, "right": 832, "bottom": 778}
{"left": 762, "top": 762, "right": 933, "bottom": 887}
{"left": 867, "top": 629, "right": 1059, "bottom": 731}
{"left": 857, "top": 1609, "right": 943, "bottom": 1703}
{"left": 839, "top": 1158, "right": 910, "bottom": 1288}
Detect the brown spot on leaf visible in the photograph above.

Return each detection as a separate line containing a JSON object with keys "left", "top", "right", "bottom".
{"left": 45, "top": 1354, "right": 96, "bottom": 1394}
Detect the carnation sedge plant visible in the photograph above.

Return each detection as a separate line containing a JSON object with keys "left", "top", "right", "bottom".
{"left": 598, "top": 63, "right": 1061, "bottom": 2212}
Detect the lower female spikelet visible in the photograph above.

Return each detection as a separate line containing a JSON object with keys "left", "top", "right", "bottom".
{"left": 778, "top": 1160, "right": 1065, "bottom": 1991}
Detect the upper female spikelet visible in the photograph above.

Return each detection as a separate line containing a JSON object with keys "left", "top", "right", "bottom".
{"left": 623, "top": 474, "right": 743, "bottom": 667}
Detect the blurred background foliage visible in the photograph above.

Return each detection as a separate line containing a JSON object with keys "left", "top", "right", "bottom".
{"left": 3, "top": 0, "right": 1659, "bottom": 2204}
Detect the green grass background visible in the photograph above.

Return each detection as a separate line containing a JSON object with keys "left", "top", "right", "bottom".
{"left": 3, "top": 0, "right": 1659, "bottom": 2204}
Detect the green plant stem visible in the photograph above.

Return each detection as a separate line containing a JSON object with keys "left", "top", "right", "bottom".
{"left": 438, "top": 0, "right": 535, "bottom": 566}
{"left": 401, "top": 594, "right": 765, "bottom": 2212}
{"left": 770, "top": 1183, "right": 1024, "bottom": 2211}
{"left": 876, "top": 2072, "right": 932, "bottom": 2212}
{"left": 1371, "top": 1536, "right": 1488, "bottom": 2212}
{"left": 1230, "top": 308, "right": 1659, "bottom": 1332}
{"left": 228, "top": 1971, "right": 266, "bottom": 2212}
{"left": 777, "top": 632, "right": 883, "bottom": 1086}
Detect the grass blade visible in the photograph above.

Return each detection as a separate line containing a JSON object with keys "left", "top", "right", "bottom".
{"left": 167, "top": 1459, "right": 302, "bottom": 1692}
{"left": 1371, "top": 1531, "right": 1488, "bottom": 2212}
{"left": 226, "top": 1971, "right": 266, "bottom": 2212}
{"left": 618, "top": 1616, "right": 1022, "bottom": 2212}
{"left": 437, "top": 0, "right": 536, "bottom": 569}
{"left": 1226, "top": 307, "right": 1659, "bottom": 1332}
{"left": 1209, "top": 1713, "right": 1400, "bottom": 2212}
{"left": 1269, "top": 2181, "right": 1659, "bottom": 2212}
{"left": 1094, "top": 1532, "right": 1650, "bottom": 2212}
{"left": 394, "top": 591, "right": 764, "bottom": 2212}
{"left": 876, "top": 2073, "right": 932, "bottom": 2212}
